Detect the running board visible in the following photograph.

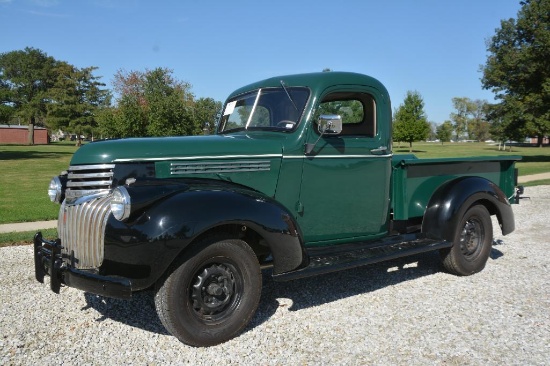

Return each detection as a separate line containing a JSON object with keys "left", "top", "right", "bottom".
{"left": 273, "top": 235, "right": 451, "bottom": 281}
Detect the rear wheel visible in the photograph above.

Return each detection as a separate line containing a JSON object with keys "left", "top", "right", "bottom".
{"left": 155, "top": 237, "right": 261, "bottom": 347}
{"left": 441, "top": 204, "right": 493, "bottom": 276}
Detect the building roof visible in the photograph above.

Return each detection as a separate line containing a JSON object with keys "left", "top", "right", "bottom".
{"left": 0, "top": 124, "right": 47, "bottom": 130}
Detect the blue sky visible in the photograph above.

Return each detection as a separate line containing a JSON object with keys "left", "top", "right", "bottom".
{"left": 1, "top": 0, "right": 521, "bottom": 124}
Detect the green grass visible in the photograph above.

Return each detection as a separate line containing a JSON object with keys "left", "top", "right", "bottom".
{"left": 523, "top": 179, "right": 550, "bottom": 187}
{"left": 395, "top": 142, "right": 550, "bottom": 177}
{"left": 0, "top": 143, "right": 77, "bottom": 224}
{"left": 0, "top": 228, "right": 57, "bottom": 248}
{"left": 1, "top": 141, "right": 549, "bottom": 226}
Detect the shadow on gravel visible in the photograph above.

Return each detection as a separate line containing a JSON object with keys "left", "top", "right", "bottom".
{"left": 83, "top": 291, "right": 169, "bottom": 336}
{"left": 80, "top": 249, "right": 506, "bottom": 339}
{"left": 490, "top": 247, "right": 504, "bottom": 260}
{"left": 246, "top": 251, "right": 447, "bottom": 332}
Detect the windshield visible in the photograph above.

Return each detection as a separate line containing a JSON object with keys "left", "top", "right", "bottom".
{"left": 218, "top": 87, "right": 309, "bottom": 133}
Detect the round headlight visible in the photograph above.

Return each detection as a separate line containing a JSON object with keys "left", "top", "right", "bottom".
{"left": 48, "top": 176, "right": 63, "bottom": 203}
{"left": 111, "top": 186, "right": 131, "bottom": 221}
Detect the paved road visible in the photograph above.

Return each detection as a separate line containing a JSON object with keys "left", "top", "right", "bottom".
{"left": 517, "top": 171, "right": 550, "bottom": 183}
{"left": 0, "top": 220, "right": 57, "bottom": 234}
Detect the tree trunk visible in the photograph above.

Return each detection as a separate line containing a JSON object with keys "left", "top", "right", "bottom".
{"left": 538, "top": 135, "right": 543, "bottom": 147}
{"left": 409, "top": 141, "right": 413, "bottom": 153}
{"left": 27, "top": 116, "right": 35, "bottom": 145}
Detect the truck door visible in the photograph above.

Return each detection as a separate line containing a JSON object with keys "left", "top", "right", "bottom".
{"left": 297, "top": 87, "right": 392, "bottom": 246}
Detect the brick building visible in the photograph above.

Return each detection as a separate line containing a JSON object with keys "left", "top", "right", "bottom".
{"left": 0, "top": 125, "right": 49, "bottom": 144}
{"left": 529, "top": 136, "right": 549, "bottom": 145}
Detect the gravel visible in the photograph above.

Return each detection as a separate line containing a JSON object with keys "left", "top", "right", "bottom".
{"left": 1, "top": 186, "right": 549, "bottom": 365}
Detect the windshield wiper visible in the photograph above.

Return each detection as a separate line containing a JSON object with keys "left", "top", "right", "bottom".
{"left": 280, "top": 80, "right": 298, "bottom": 111}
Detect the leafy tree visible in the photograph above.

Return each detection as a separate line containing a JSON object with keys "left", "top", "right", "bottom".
{"left": 144, "top": 68, "right": 196, "bottom": 136}
{"left": 468, "top": 99, "right": 491, "bottom": 141}
{"left": 0, "top": 47, "right": 107, "bottom": 143}
{"left": 194, "top": 97, "right": 222, "bottom": 134}
{"left": 317, "top": 99, "right": 364, "bottom": 124}
{"left": 0, "top": 47, "right": 57, "bottom": 144}
{"left": 481, "top": 0, "right": 550, "bottom": 147}
{"left": 486, "top": 101, "right": 527, "bottom": 151}
{"left": 392, "top": 91, "right": 430, "bottom": 152}
{"left": 99, "top": 68, "right": 199, "bottom": 138}
{"left": 436, "top": 120, "right": 454, "bottom": 144}
{"left": 450, "top": 97, "right": 476, "bottom": 140}
{"left": 449, "top": 97, "right": 491, "bottom": 141}
{"left": 46, "top": 62, "right": 110, "bottom": 139}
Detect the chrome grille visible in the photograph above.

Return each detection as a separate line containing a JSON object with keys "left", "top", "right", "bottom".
{"left": 58, "top": 194, "right": 112, "bottom": 269}
{"left": 66, "top": 164, "right": 115, "bottom": 199}
{"left": 170, "top": 160, "right": 271, "bottom": 175}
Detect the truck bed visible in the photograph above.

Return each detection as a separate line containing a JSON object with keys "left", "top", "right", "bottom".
{"left": 391, "top": 154, "right": 521, "bottom": 221}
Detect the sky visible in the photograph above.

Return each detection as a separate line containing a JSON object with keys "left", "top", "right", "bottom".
{"left": 0, "top": 0, "right": 522, "bottom": 124}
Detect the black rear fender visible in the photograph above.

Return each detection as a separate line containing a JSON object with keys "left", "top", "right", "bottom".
{"left": 421, "top": 176, "right": 515, "bottom": 241}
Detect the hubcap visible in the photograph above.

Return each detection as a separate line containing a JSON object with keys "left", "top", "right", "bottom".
{"left": 191, "top": 264, "right": 237, "bottom": 320}
{"left": 459, "top": 218, "right": 484, "bottom": 260}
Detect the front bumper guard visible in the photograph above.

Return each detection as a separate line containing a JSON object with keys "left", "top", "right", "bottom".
{"left": 34, "top": 232, "right": 132, "bottom": 299}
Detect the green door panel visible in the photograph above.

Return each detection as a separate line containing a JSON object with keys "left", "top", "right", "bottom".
{"left": 298, "top": 139, "right": 392, "bottom": 245}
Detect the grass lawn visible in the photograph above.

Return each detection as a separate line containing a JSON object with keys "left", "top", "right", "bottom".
{"left": 394, "top": 141, "right": 550, "bottom": 177}
{"left": 0, "top": 142, "right": 77, "bottom": 224}
{"left": 1, "top": 141, "right": 549, "bottom": 226}
{"left": 0, "top": 228, "right": 57, "bottom": 248}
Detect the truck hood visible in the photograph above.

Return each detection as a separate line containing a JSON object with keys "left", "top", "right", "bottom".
{"left": 70, "top": 134, "right": 286, "bottom": 196}
{"left": 70, "top": 134, "right": 284, "bottom": 165}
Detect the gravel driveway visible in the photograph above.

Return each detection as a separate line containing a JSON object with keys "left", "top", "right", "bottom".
{"left": 1, "top": 186, "right": 549, "bottom": 365}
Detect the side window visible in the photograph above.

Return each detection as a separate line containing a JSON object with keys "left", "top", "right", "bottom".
{"left": 316, "top": 92, "right": 376, "bottom": 137}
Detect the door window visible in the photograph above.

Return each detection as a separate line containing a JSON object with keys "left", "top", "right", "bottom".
{"left": 315, "top": 92, "right": 376, "bottom": 137}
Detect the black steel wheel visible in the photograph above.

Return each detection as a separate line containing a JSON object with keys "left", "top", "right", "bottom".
{"left": 155, "top": 237, "right": 261, "bottom": 347}
{"left": 441, "top": 204, "right": 493, "bottom": 276}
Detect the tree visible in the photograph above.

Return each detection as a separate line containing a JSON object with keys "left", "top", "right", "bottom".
{"left": 486, "top": 101, "right": 527, "bottom": 151}
{"left": 98, "top": 68, "right": 200, "bottom": 138}
{"left": 449, "top": 97, "right": 491, "bottom": 141}
{"left": 481, "top": 0, "right": 550, "bottom": 147}
{"left": 436, "top": 120, "right": 454, "bottom": 144}
{"left": 0, "top": 78, "right": 15, "bottom": 123}
{"left": 450, "top": 97, "right": 476, "bottom": 141}
{"left": 194, "top": 97, "right": 222, "bottom": 134}
{"left": 469, "top": 99, "right": 491, "bottom": 141}
{"left": 0, "top": 47, "right": 57, "bottom": 144}
{"left": 392, "top": 91, "right": 430, "bottom": 152}
{"left": 0, "top": 47, "right": 107, "bottom": 143}
{"left": 46, "top": 62, "right": 110, "bottom": 139}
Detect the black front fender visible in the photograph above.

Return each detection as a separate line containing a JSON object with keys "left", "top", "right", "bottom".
{"left": 422, "top": 176, "right": 515, "bottom": 241}
{"left": 102, "top": 185, "right": 306, "bottom": 290}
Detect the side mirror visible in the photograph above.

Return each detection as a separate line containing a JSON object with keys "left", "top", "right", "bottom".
{"left": 305, "top": 114, "right": 343, "bottom": 155}
{"left": 318, "top": 114, "right": 342, "bottom": 135}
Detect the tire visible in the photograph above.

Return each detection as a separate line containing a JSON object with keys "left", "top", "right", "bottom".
{"left": 440, "top": 204, "right": 493, "bottom": 276}
{"left": 154, "top": 237, "right": 262, "bottom": 347}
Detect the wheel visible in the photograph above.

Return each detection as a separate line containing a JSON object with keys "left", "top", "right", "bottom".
{"left": 155, "top": 237, "right": 262, "bottom": 346}
{"left": 440, "top": 204, "right": 493, "bottom": 276}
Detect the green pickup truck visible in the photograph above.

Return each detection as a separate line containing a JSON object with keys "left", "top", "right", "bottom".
{"left": 35, "top": 71, "right": 522, "bottom": 346}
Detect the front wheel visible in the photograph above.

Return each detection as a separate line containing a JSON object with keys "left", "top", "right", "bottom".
{"left": 155, "top": 237, "right": 262, "bottom": 347}
{"left": 440, "top": 204, "right": 493, "bottom": 276}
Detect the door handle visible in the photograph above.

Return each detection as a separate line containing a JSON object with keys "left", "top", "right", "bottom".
{"left": 370, "top": 146, "right": 388, "bottom": 155}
